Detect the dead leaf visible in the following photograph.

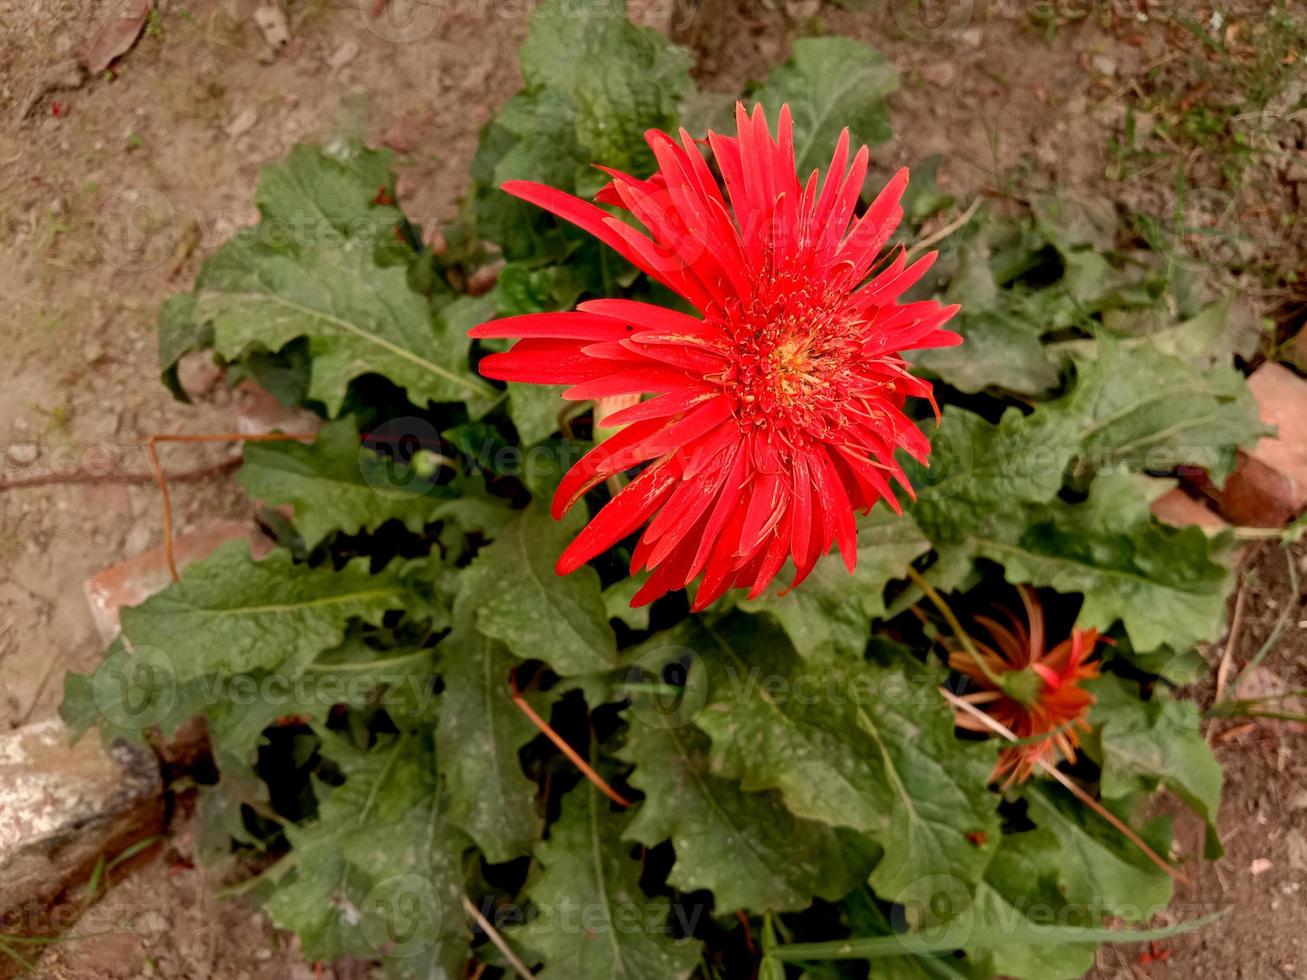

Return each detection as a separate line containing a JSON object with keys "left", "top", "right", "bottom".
{"left": 82, "top": 0, "right": 152, "bottom": 75}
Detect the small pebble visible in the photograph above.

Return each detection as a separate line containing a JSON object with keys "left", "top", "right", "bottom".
{"left": 328, "top": 38, "right": 360, "bottom": 71}
{"left": 5, "top": 444, "right": 39, "bottom": 466}
{"left": 1091, "top": 54, "right": 1118, "bottom": 77}
{"left": 920, "top": 62, "right": 957, "bottom": 88}
{"left": 252, "top": 3, "right": 290, "bottom": 49}
{"left": 226, "top": 106, "right": 259, "bottom": 138}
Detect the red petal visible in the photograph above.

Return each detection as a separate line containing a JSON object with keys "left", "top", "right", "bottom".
{"left": 555, "top": 460, "right": 678, "bottom": 575}
{"left": 469, "top": 311, "right": 629, "bottom": 341}
{"left": 563, "top": 366, "right": 697, "bottom": 401}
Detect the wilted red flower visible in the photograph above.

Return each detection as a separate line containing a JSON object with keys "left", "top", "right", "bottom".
{"left": 950, "top": 586, "right": 1102, "bottom": 787}
{"left": 471, "top": 104, "right": 961, "bottom": 608}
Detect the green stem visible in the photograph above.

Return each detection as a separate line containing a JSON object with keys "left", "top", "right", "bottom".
{"left": 905, "top": 565, "right": 1005, "bottom": 688}
{"left": 1208, "top": 689, "right": 1307, "bottom": 718}
{"left": 767, "top": 910, "right": 1228, "bottom": 961}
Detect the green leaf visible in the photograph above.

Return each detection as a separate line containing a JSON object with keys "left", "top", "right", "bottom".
{"left": 604, "top": 574, "right": 651, "bottom": 631}
{"left": 691, "top": 616, "right": 999, "bottom": 908}
{"left": 120, "top": 541, "right": 420, "bottom": 681}
{"left": 906, "top": 405, "right": 1075, "bottom": 589}
{"left": 1144, "top": 295, "right": 1261, "bottom": 368}
{"left": 772, "top": 906, "right": 1220, "bottom": 965}
{"left": 837, "top": 889, "right": 983, "bottom": 980}
{"left": 910, "top": 234, "right": 1059, "bottom": 397}
{"left": 740, "top": 508, "right": 929, "bottom": 659}
{"left": 263, "top": 733, "right": 469, "bottom": 974}
{"left": 515, "top": 781, "right": 701, "bottom": 979}
{"left": 509, "top": 383, "right": 568, "bottom": 446}
{"left": 912, "top": 311, "right": 1060, "bottom": 397}
{"left": 968, "top": 829, "right": 1100, "bottom": 980}
{"left": 238, "top": 416, "right": 459, "bottom": 549}
{"left": 518, "top": 0, "right": 691, "bottom": 191}
{"left": 190, "top": 145, "right": 494, "bottom": 414}
{"left": 1087, "top": 675, "right": 1223, "bottom": 858}
{"left": 496, "top": 262, "right": 585, "bottom": 318}
{"left": 471, "top": 0, "right": 691, "bottom": 261}
{"left": 195, "top": 639, "right": 440, "bottom": 775}
{"left": 978, "top": 474, "right": 1234, "bottom": 652}
{"left": 1023, "top": 786, "right": 1173, "bottom": 921}
{"left": 1044, "top": 335, "right": 1265, "bottom": 484}
{"left": 618, "top": 717, "right": 877, "bottom": 914}
{"left": 436, "top": 630, "right": 541, "bottom": 862}
{"left": 253, "top": 143, "right": 401, "bottom": 237}
{"left": 455, "top": 504, "right": 617, "bottom": 675}
{"left": 750, "top": 37, "right": 898, "bottom": 176}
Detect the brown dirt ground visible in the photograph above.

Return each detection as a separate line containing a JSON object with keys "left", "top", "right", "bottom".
{"left": 1, "top": 1, "right": 1304, "bottom": 977}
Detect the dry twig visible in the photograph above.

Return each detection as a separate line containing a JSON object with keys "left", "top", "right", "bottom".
{"left": 942, "top": 688, "right": 1191, "bottom": 887}
{"left": 461, "top": 896, "right": 537, "bottom": 980}
{"left": 146, "top": 432, "right": 315, "bottom": 581}
{"left": 509, "top": 671, "right": 633, "bottom": 808}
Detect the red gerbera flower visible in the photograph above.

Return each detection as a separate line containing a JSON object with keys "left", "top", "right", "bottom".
{"left": 470, "top": 103, "right": 962, "bottom": 609}
{"left": 950, "top": 586, "right": 1102, "bottom": 787}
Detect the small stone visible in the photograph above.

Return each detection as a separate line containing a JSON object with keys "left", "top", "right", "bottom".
{"left": 1251, "top": 858, "right": 1274, "bottom": 876}
{"left": 176, "top": 350, "right": 223, "bottom": 398}
{"left": 1285, "top": 831, "right": 1307, "bottom": 872}
{"left": 123, "top": 522, "right": 153, "bottom": 556}
{"left": 252, "top": 3, "right": 291, "bottom": 49}
{"left": 232, "top": 381, "right": 321, "bottom": 438}
{"left": 226, "top": 106, "right": 259, "bottom": 139}
{"left": 959, "top": 27, "right": 984, "bottom": 48}
{"left": 1091, "top": 54, "right": 1118, "bottom": 77}
{"left": 136, "top": 909, "right": 169, "bottom": 941}
{"left": 328, "top": 38, "right": 360, "bottom": 71}
{"left": 920, "top": 61, "right": 957, "bottom": 88}
{"left": 5, "top": 443, "right": 38, "bottom": 466}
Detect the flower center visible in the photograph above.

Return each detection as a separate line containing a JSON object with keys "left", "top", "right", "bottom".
{"left": 717, "top": 286, "right": 864, "bottom": 439}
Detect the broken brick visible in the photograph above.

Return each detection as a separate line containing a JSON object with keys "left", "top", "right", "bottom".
{"left": 1218, "top": 363, "right": 1307, "bottom": 527}
{"left": 84, "top": 521, "right": 268, "bottom": 644}
{"left": 1150, "top": 488, "right": 1228, "bottom": 530}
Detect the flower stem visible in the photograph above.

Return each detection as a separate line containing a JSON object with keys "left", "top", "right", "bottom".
{"left": 904, "top": 565, "right": 1005, "bottom": 688}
